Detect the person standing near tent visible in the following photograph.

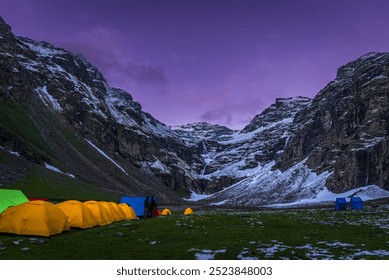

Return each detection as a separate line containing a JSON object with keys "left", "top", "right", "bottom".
{"left": 143, "top": 196, "right": 150, "bottom": 218}
{"left": 151, "top": 197, "right": 158, "bottom": 217}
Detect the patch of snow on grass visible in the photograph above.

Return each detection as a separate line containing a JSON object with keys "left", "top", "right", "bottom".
{"left": 237, "top": 248, "right": 258, "bottom": 260}
{"left": 195, "top": 251, "right": 215, "bottom": 260}
{"left": 85, "top": 139, "right": 128, "bottom": 176}
{"left": 184, "top": 191, "right": 212, "bottom": 201}
{"left": 295, "top": 244, "right": 333, "bottom": 260}
{"left": 254, "top": 241, "right": 290, "bottom": 258}
{"left": 260, "top": 244, "right": 287, "bottom": 258}
{"left": 317, "top": 241, "right": 355, "bottom": 247}
{"left": 9, "top": 151, "right": 20, "bottom": 157}
{"left": 44, "top": 162, "right": 75, "bottom": 179}
{"left": 211, "top": 200, "right": 228, "bottom": 206}
{"left": 0, "top": 146, "right": 21, "bottom": 157}
{"left": 191, "top": 249, "right": 227, "bottom": 260}
{"left": 44, "top": 162, "right": 62, "bottom": 173}
{"left": 347, "top": 250, "right": 389, "bottom": 258}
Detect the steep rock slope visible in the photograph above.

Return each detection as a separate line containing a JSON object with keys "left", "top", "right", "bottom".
{"left": 0, "top": 16, "right": 199, "bottom": 200}
{"left": 276, "top": 52, "right": 389, "bottom": 192}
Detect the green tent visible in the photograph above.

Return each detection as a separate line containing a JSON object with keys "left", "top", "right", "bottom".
{"left": 0, "top": 189, "right": 29, "bottom": 214}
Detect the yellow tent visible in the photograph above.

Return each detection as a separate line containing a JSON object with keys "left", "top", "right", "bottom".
{"left": 161, "top": 208, "right": 172, "bottom": 215}
{"left": 99, "top": 201, "right": 123, "bottom": 222}
{"left": 184, "top": 207, "right": 194, "bottom": 215}
{"left": 83, "top": 201, "right": 113, "bottom": 226}
{"left": 0, "top": 201, "right": 70, "bottom": 237}
{"left": 118, "top": 203, "right": 137, "bottom": 220}
{"left": 108, "top": 202, "right": 127, "bottom": 221}
{"left": 56, "top": 200, "right": 97, "bottom": 229}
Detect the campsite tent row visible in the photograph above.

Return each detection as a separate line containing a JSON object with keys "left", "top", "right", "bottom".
{"left": 0, "top": 190, "right": 195, "bottom": 237}
{"left": 0, "top": 200, "right": 137, "bottom": 237}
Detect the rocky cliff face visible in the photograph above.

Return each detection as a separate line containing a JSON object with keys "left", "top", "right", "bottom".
{"left": 203, "top": 52, "right": 389, "bottom": 206}
{"left": 0, "top": 16, "right": 201, "bottom": 199}
{"left": 276, "top": 53, "right": 389, "bottom": 193}
{"left": 2, "top": 16, "right": 389, "bottom": 206}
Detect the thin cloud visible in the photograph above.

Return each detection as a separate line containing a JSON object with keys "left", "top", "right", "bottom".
{"left": 119, "top": 63, "right": 168, "bottom": 86}
{"left": 199, "top": 96, "right": 266, "bottom": 129}
{"left": 62, "top": 24, "right": 169, "bottom": 87}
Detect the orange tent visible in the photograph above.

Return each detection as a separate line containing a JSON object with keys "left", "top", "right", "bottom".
{"left": 56, "top": 200, "right": 97, "bottom": 229}
{"left": 161, "top": 208, "right": 172, "bottom": 215}
{"left": 0, "top": 201, "right": 69, "bottom": 237}
{"left": 83, "top": 201, "right": 113, "bottom": 226}
{"left": 118, "top": 203, "right": 137, "bottom": 220}
{"left": 184, "top": 207, "right": 194, "bottom": 215}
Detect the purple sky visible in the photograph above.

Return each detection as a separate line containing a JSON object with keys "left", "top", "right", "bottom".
{"left": 2, "top": 0, "right": 389, "bottom": 129}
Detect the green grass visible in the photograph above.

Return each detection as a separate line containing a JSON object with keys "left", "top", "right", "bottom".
{"left": 0, "top": 102, "right": 56, "bottom": 158}
{"left": 1, "top": 207, "right": 388, "bottom": 260}
{"left": 60, "top": 124, "right": 95, "bottom": 161}
{"left": 1, "top": 167, "right": 119, "bottom": 202}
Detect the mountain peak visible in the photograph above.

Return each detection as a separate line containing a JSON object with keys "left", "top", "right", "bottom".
{"left": 241, "top": 96, "right": 311, "bottom": 133}
{"left": 172, "top": 122, "right": 233, "bottom": 132}
{"left": 0, "top": 16, "right": 16, "bottom": 44}
{"left": 358, "top": 51, "right": 386, "bottom": 61}
{"left": 0, "top": 16, "right": 11, "bottom": 34}
{"left": 335, "top": 52, "right": 389, "bottom": 80}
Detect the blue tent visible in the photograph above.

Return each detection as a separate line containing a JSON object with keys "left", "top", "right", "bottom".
{"left": 120, "top": 196, "right": 157, "bottom": 217}
{"left": 335, "top": 198, "right": 347, "bottom": 211}
{"left": 350, "top": 197, "right": 363, "bottom": 210}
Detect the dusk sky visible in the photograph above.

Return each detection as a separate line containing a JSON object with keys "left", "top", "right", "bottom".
{"left": 2, "top": 0, "right": 389, "bottom": 129}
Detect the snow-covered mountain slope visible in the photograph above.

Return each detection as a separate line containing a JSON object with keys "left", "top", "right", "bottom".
{"left": 196, "top": 52, "right": 389, "bottom": 206}
{"left": 201, "top": 159, "right": 389, "bottom": 206}
{"left": 171, "top": 122, "right": 234, "bottom": 145}
{"left": 192, "top": 97, "right": 312, "bottom": 194}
